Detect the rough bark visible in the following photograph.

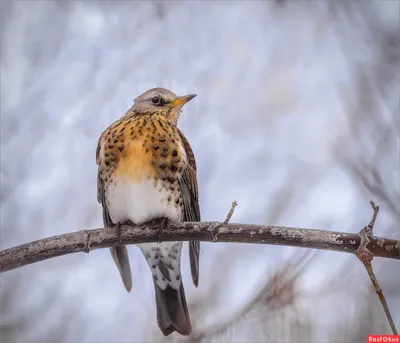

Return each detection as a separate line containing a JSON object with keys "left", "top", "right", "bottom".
{"left": 1, "top": 221, "right": 399, "bottom": 273}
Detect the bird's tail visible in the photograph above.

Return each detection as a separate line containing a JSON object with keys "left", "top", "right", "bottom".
{"left": 154, "top": 281, "right": 192, "bottom": 336}
{"left": 110, "top": 246, "right": 133, "bottom": 292}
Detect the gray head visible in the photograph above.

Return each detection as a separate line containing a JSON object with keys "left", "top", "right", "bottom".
{"left": 130, "top": 87, "right": 196, "bottom": 124}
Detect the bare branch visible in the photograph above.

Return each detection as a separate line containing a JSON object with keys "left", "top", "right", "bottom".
{"left": 1, "top": 215, "right": 399, "bottom": 273}
{"left": 356, "top": 201, "right": 398, "bottom": 335}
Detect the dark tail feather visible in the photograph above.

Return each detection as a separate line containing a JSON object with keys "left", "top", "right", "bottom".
{"left": 110, "top": 246, "right": 132, "bottom": 292}
{"left": 189, "top": 241, "right": 200, "bottom": 287}
{"left": 154, "top": 281, "right": 192, "bottom": 336}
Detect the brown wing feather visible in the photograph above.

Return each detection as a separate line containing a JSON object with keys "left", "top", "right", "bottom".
{"left": 96, "top": 128, "right": 133, "bottom": 292}
{"left": 178, "top": 129, "right": 201, "bottom": 287}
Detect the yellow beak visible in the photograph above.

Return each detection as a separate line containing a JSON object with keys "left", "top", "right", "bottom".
{"left": 170, "top": 94, "right": 197, "bottom": 107}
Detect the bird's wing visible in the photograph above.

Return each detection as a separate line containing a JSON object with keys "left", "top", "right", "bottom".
{"left": 178, "top": 128, "right": 201, "bottom": 287}
{"left": 96, "top": 126, "right": 133, "bottom": 292}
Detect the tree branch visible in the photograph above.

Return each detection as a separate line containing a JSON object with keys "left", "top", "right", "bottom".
{"left": 356, "top": 201, "right": 398, "bottom": 335}
{"left": 1, "top": 219, "right": 399, "bottom": 273}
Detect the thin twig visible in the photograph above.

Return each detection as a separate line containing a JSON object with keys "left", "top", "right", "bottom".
{"left": 356, "top": 201, "right": 398, "bottom": 335}
{"left": 224, "top": 200, "right": 238, "bottom": 224}
{"left": 209, "top": 200, "right": 238, "bottom": 242}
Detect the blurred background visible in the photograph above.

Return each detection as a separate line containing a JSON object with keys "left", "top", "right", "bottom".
{"left": 1, "top": 1, "right": 399, "bottom": 342}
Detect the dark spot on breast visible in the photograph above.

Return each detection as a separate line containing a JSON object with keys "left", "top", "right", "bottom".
{"left": 119, "top": 146, "right": 124, "bottom": 151}
{"left": 167, "top": 195, "right": 172, "bottom": 202}
{"left": 159, "top": 138, "right": 166, "bottom": 142}
{"left": 105, "top": 160, "right": 110, "bottom": 166}
{"left": 168, "top": 253, "right": 176, "bottom": 260}
{"left": 176, "top": 275, "right": 180, "bottom": 281}
{"left": 152, "top": 144, "right": 160, "bottom": 151}
{"left": 120, "top": 126, "right": 125, "bottom": 132}
{"left": 170, "top": 186, "right": 175, "bottom": 191}
{"left": 159, "top": 163, "right": 167, "bottom": 170}
{"left": 152, "top": 265, "right": 156, "bottom": 269}
{"left": 108, "top": 144, "right": 114, "bottom": 149}
{"left": 145, "top": 148, "right": 149, "bottom": 153}
{"left": 114, "top": 139, "right": 119, "bottom": 144}
{"left": 160, "top": 151, "right": 168, "bottom": 158}
{"left": 151, "top": 136, "right": 155, "bottom": 142}
{"left": 171, "top": 150, "right": 178, "bottom": 157}
{"left": 108, "top": 138, "right": 111, "bottom": 143}
{"left": 154, "top": 255, "right": 159, "bottom": 259}
{"left": 170, "top": 165, "right": 177, "bottom": 172}
{"left": 167, "top": 176, "right": 175, "bottom": 184}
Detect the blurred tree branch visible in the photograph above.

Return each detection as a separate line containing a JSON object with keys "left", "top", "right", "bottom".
{"left": 1, "top": 204, "right": 399, "bottom": 273}
{"left": 187, "top": 250, "right": 315, "bottom": 343}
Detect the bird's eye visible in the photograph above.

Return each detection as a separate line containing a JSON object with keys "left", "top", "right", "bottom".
{"left": 152, "top": 96, "right": 161, "bottom": 104}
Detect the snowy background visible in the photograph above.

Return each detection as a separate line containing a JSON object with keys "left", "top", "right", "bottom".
{"left": 1, "top": 1, "right": 399, "bottom": 342}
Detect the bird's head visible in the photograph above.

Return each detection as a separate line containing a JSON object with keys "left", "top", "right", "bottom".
{"left": 130, "top": 87, "right": 196, "bottom": 125}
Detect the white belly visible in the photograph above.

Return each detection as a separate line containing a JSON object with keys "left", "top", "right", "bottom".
{"left": 106, "top": 178, "right": 182, "bottom": 224}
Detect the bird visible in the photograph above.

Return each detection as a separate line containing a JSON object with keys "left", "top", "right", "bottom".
{"left": 96, "top": 87, "right": 201, "bottom": 336}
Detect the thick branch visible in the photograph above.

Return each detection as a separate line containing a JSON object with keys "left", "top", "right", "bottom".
{"left": 1, "top": 221, "right": 399, "bottom": 272}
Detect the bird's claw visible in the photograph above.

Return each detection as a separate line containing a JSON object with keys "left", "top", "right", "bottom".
{"left": 157, "top": 218, "right": 169, "bottom": 244}
{"left": 116, "top": 222, "right": 122, "bottom": 245}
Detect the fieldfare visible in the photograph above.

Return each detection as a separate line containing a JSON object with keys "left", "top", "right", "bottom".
{"left": 96, "top": 88, "right": 200, "bottom": 336}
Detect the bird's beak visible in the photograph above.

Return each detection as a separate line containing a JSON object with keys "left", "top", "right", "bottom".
{"left": 170, "top": 94, "right": 197, "bottom": 107}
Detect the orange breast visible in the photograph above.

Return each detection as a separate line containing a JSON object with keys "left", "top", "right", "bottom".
{"left": 114, "top": 138, "right": 157, "bottom": 182}
{"left": 105, "top": 114, "right": 184, "bottom": 184}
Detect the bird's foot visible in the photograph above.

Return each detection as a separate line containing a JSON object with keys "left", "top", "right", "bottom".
{"left": 115, "top": 222, "right": 122, "bottom": 245}
{"left": 157, "top": 218, "right": 169, "bottom": 244}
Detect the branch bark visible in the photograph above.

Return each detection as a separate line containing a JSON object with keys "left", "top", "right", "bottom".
{"left": 1, "top": 220, "right": 399, "bottom": 273}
